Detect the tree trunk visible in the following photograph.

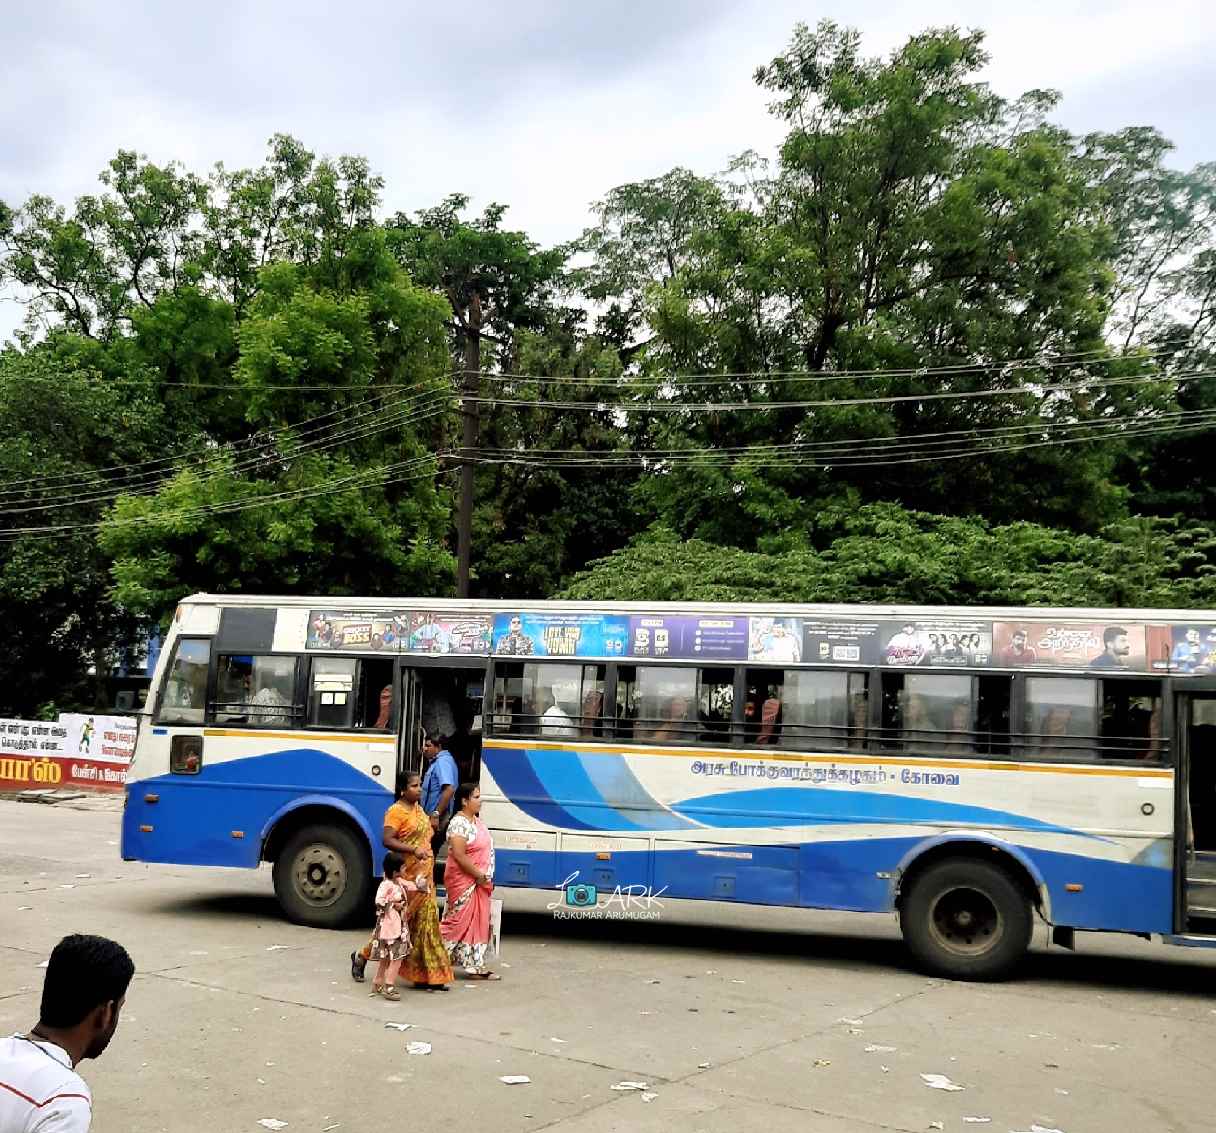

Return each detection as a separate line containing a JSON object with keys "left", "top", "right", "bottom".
{"left": 456, "top": 292, "right": 483, "bottom": 598}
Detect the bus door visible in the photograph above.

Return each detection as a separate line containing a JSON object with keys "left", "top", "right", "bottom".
{"left": 397, "top": 659, "right": 489, "bottom": 785}
{"left": 1178, "top": 687, "right": 1216, "bottom": 932}
{"left": 398, "top": 668, "right": 426, "bottom": 779}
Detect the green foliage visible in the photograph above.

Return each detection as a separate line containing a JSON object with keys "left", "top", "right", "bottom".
{"left": 2, "top": 19, "right": 1216, "bottom": 717}
{"left": 562, "top": 506, "right": 1216, "bottom": 609}
{"left": 0, "top": 347, "right": 167, "bottom": 713}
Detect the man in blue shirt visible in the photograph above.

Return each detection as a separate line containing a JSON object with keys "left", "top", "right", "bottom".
{"left": 420, "top": 734, "right": 459, "bottom": 850}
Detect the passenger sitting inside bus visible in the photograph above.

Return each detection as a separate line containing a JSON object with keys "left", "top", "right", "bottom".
{"left": 372, "top": 685, "right": 392, "bottom": 729}
{"left": 580, "top": 689, "right": 604, "bottom": 738}
{"left": 1040, "top": 706, "right": 1076, "bottom": 757}
{"left": 650, "top": 695, "right": 692, "bottom": 742}
{"left": 540, "top": 692, "right": 578, "bottom": 738}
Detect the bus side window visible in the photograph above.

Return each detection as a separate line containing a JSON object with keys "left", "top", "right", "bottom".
{"left": 158, "top": 639, "right": 211, "bottom": 725}
{"left": 1101, "top": 679, "right": 1165, "bottom": 762}
{"left": 308, "top": 657, "right": 394, "bottom": 730}
{"left": 213, "top": 655, "right": 299, "bottom": 727}
{"left": 749, "top": 669, "right": 861, "bottom": 751}
{"left": 491, "top": 663, "right": 606, "bottom": 740}
{"left": 886, "top": 673, "right": 971, "bottom": 754}
{"left": 310, "top": 657, "right": 357, "bottom": 728}
{"left": 1024, "top": 677, "right": 1097, "bottom": 761}
{"left": 620, "top": 666, "right": 697, "bottom": 744}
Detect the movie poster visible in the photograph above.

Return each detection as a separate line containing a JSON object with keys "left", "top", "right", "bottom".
{"left": 875, "top": 619, "right": 993, "bottom": 667}
{"left": 405, "top": 612, "right": 492, "bottom": 655}
{"left": 305, "top": 610, "right": 405, "bottom": 650}
{"left": 1162, "top": 623, "right": 1216, "bottom": 674}
{"left": 992, "top": 621, "right": 1147, "bottom": 671}
{"left": 493, "top": 612, "right": 629, "bottom": 658}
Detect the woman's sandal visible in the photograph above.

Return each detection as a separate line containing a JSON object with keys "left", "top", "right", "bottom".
{"left": 469, "top": 971, "right": 501, "bottom": 981}
{"left": 426, "top": 984, "right": 450, "bottom": 992}
{"left": 381, "top": 986, "right": 401, "bottom": 1001}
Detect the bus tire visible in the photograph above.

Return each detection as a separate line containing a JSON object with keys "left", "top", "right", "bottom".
{"left": 899, "top": 858, "right": 1033, "bottom": 981}
{"left": 272, "top": 822, "right": 371, "bottom": 929}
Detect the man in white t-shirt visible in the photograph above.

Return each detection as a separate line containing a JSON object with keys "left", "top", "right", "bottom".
{"left": 540, "top": 696, "right": 578, "bottom": 738}
{"left": 1, "top": 934, "right": 134, "bottom": 1132}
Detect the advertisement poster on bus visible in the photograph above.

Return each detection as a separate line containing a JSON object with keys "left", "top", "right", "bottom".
{"left": 748, "top": 617, "right": 804, "bottom": 663}
{"left": 406, "top": 612, "right": 492, "bottom": 655}
{"left": 876, "top": 619, "right": 993, "bottom": 667}
{"left": 802, "top": 618, "right": 882, "bottom": 665}
{"left": 992, "top": 621, "right": 1146, "bottom": 671}
{"left": 306, "top": 610, "right": 404, "bottom": 650}
{"left": 1162, "top": 624, "right": 1216, "bottom": 673}
{"left": 627, "top": 614, "right": 750, "bottom": 660}
{"left": 493, "top": 612, "right": 629, "bottom": 658}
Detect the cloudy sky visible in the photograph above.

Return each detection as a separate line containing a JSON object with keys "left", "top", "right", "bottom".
{"left": 2, "top": 0, "right": 1212, "bottom": 340}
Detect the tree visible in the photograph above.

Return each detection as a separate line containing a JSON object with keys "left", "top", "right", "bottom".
{"left": 560, "top": 504, "right": 1216, "bottom": 609}
{"left": 387, "top": 196, "right": 567, "bottom": 594}
{"left": 0, "top": 347, "right": 167, "bottom": 714}
{"left": 580, "top": 21, "right": 1131, "bottom": 545}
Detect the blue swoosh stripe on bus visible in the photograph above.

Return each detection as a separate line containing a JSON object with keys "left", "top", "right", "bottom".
{"left": 523, "top": 748, "right": 648, "bottom": 831}
{"left": 479, "top": 748, "right": 598, "bottom": 831}
{"left": 572, "top": 751, "right": 699, "bottom": 831}
{"left": 668, "top": 787, "right": 1098, "bottom": 837}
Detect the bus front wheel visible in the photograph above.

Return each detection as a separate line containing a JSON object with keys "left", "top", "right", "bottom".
{"left": 899, "top": 858, "right": 1033, "bottom": 981}
{"left": 272, "top": 823, "right": 370, "bottom": 928}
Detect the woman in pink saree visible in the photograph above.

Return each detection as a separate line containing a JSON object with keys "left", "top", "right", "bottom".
{"left": 439, "top": 783, "right": 500, "bottom": 980}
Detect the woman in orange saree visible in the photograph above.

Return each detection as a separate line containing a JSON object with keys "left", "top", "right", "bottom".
{"left": 439, "top": 783, "right": 499, "bottom": 979}
{"left": 355, "top": 772, "right": 452, "bottom": 991}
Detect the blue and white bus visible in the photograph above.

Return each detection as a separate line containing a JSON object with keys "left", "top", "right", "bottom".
{"left": 121, "top": 594, "right": 1216, "bottom": 979}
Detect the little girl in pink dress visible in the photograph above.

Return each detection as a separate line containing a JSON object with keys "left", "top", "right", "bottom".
{"left": 370, "top": 852, "right": 424, "bottom": 1000}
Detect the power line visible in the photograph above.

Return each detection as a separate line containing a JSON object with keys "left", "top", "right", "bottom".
{"left": 475, "top": 406, "right": 1216, "bottom": 462}
{"left": 1, "top": 343, "right": 1184, "bottom": 388}
{"left": 467, "top": 368, "right": 1207, "bottom": 414}
{"left": 0, "top": 454, "right": 457, "bottom": 542}
{"left": 0, "top": 396, "right": 452, "bottom": 514}
{"left": 0, "top": 382, "right": 455, "bottom": 493}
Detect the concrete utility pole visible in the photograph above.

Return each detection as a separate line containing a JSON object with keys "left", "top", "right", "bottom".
{"left": 456, "top": 290, "right": 482, "bottom": 599}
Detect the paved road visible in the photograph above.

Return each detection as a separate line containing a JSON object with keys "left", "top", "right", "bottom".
{"left": 3, "top": 799, "right": 1215, "bottom": 1132}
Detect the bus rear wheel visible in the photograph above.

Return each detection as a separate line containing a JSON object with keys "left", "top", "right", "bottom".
{"left": 272, "top": 823, "right": 370, "bottom": 928}
{"left": 900, "top": 858, "right": 1033, "bottom": 981}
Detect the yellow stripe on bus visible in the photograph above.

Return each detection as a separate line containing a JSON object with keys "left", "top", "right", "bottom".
{"left": 202, "top": 729, "right": 396, "bottom": 744}
{"left": 487, "top": 737, "right": 1173, "bottom": 778}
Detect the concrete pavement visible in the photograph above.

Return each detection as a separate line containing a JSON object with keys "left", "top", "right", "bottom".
{"left": 3, "top": 799, "right": 1215, "bottom": 1132}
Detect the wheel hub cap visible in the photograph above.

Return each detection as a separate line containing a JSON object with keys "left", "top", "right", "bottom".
{"left": 293, "top": 843, "right": 346, "bottom": 908}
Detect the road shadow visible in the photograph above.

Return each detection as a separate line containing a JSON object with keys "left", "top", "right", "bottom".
{"left": 152, "top": 891, "right": 285, "bottom": 923}
{"left": 140, "top": 890, "right": 1216, "bottom": 1000}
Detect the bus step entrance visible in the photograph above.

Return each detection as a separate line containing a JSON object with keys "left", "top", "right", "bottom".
{"left": 1184, "top": 852, "right": 1216, "bottom": 927}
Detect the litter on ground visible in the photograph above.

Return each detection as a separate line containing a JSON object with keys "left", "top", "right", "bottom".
{"left": 499, "top": 1075, "right": 531, "bottom": 1085}
{"left": 610, "top": 1082, "right": 648, "bottom": 1091}
{"left": 405, "top": 1042, "right": 432, "bottom": 1056}
{"left": 920, "top": 1073, "right": 964, "bottom": 1091}
{"left": 641, "top": 1092, "right": 658, "bottom": 1102}
{"left": 256, "top": 1122, "right": 288, "bottom": 1131}
{"left": 383, "top": 1023, "right": 412, "bottom": 1032}
{"left": 864, "top": 1045, "right": 896, "bottom": 1053}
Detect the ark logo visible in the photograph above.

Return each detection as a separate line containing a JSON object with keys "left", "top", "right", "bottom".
{"left": 547, "top": 871, "right": 667, "bottom": 920}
